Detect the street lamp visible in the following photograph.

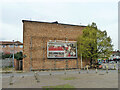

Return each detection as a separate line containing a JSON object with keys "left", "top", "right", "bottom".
{"left": 12, "top": 40, "right": 14, "bottom": 68}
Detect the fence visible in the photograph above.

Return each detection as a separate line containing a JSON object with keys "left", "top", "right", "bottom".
{"left": 0, "top": 58, "right": 13, "bottom": 68}
{"left": 0, "top": 58, "right": 22, "bottom": 70}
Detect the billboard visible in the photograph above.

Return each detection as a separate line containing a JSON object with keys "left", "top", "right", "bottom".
{"left": 47, "top": 40, "right": 77, "bottom": 58}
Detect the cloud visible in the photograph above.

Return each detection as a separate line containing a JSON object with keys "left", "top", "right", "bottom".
{"left": 0, "top": 1, "right": 118, "bottom": 50}
{"left": 1, "top": 0, "right": 119, "bottom": 3}
{"left": 102, "top": 23, "right": 118, "bottom": 50}
{"left": 0, "top": 23, "right": 23, "bottom": 42}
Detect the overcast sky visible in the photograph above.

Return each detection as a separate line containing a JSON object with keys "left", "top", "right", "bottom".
{"left": 0, "top": 0, "right": 119, "bottom": 50}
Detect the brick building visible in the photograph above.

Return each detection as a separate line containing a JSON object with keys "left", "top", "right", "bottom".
{"left": 23, "top": 20, "right": 90, "bottom": 71}
{"left": 0, "top": 41, "right": 23, "bottom": 54}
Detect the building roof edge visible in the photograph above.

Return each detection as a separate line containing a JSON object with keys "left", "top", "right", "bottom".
{"left": 22, "top": 20, "right": 86, "bottom": 27}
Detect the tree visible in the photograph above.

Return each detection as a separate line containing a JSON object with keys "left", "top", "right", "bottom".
{"left": 77, "top": 22, "right": 113, "bottom": 67}
{"left": 1, "top": 51, "right": 25, "bottom": 60}
{"left": 97, "top": 30, "right": 113, "bottom": 59}
{"left": 14, "top": 52, "right": 23, "bottom": 60}
{"left": 1, "top": 53, "right": 13, "bottom": 59}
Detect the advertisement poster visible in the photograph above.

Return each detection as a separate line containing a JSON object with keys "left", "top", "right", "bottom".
{"left": 47, "top": 40, "right": 77, "bottom": 58}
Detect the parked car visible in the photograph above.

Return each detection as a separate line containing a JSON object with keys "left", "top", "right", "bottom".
{"left": 109, "top": 61, "right": 115, "bottom": 64}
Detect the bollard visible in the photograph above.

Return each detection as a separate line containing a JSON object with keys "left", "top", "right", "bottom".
{"left": 64, "top": 68, "right": 66, "bottom": 75}
{"left": 34, "top": 72, "right": 37, "bottom": 81}
{"left": 34, "top": 72, "right": 40, "bottom": 83}
{"left": 102, "top": 65, "right": 105, "bottom": 70}
{"left": 96, "top": 68, "right": 98, "bottom": 73}
{"left": 106, "top": 65, "right": 108, "bottom": 73}
{"left": 114, "top": 64, "right": 116, "bottom": 70}
{"left": 87, "top": 65, "right": 89, "bottom": 73}
{"left": 78, "top": 68, "right": 80, "bottom": 74}
{"left": 84, "top": 67, "right": 85, "bottom": 70}
{"left": 22, "top": 76, "right": 24, "bottom": 78}
{"left": 36, "top": 72, "right": 40, "bottom": 83}
{"left": 104, "top": 64, "right": 106, "bottom": 70}
{"left": 9, "top": 75, "right": 14, "bottom": 85}
{"left": 49, "top": 69, "right": 52, "bottom": 76}
{"left": 34, "top": 72, "right": 37, "bottom": 80}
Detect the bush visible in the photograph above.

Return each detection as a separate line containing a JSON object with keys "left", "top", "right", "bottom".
{"left": 1, "top": 53, "right": 13, "bottom": 59}
{"left": 1, "top": 52, "right": 23, "bottom": 60}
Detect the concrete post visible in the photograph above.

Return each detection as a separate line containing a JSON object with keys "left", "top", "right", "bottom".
{"left": 114, "top": 64, "right": 116, "bottom": 70}
{"left": 87, "top": 65, "right": 89, "bottom": 73}
{"left": 78, "top": 67, "right": 80, "bottom": 74}
{"left": 34, "top": 72, "right": 40, "bottom": 83}
{"left": 106, "top": 65, "right": 108, "bottom": 73}
{"left": 9, "top": 75, "right": 14, "bottom": 85}
{"left": 49, "top": 69, "right": 52, "bottom": 76}
{"left": 96, "top": 68, "right": 98, "bottom": 73}
{"left": 64, "top": 68, "right": 66, "bottom": 75}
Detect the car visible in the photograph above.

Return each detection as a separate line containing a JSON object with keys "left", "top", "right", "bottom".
{"left": 109, "top": 61, "right": 115, "bottom": 64}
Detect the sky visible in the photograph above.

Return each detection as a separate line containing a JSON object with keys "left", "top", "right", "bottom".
{"left": 0, "top": 0, "right": 119, "bottom": 50}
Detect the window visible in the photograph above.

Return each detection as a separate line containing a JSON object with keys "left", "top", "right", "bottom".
{"left": 19, "top": 45, "right": 23, "bottom": 48}
{"left": 15, "top": 45, "right": 18, "bottom": 47}
{"left": 10, "top": 50, "right": 13, "bottom": 53}
{"left": 2, "top": 45, "right": 6, "bottom": 48}
{"left": 9, "top": 45, "right": 13, "bottom": 47}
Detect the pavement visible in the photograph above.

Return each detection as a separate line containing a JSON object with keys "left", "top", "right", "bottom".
{"left": 1, "top": 63, "right": 119, "bottom": 88}
{"left": 2, "top": 69, "right": 118, "bottom": 88}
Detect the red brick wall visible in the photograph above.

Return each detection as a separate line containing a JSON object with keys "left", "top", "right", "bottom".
{"left": 23, "top": 20, "right": 90, "bottom": 71}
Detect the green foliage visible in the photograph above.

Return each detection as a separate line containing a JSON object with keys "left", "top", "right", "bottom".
{"left": 77, "top": 22, "right": 113, "bottom": 65}
{"left": 14, "top": 52, "right": 23, "bottom": 60}
{"left": 1, "top": 53, "right": 13, "bottom": 59}
{"left": 1, "top": 52, "right": 23, "bottom": 60}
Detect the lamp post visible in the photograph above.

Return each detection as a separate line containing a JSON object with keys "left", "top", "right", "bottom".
{"left": 12, "top": 40, "right": 14, "bottom": 68}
